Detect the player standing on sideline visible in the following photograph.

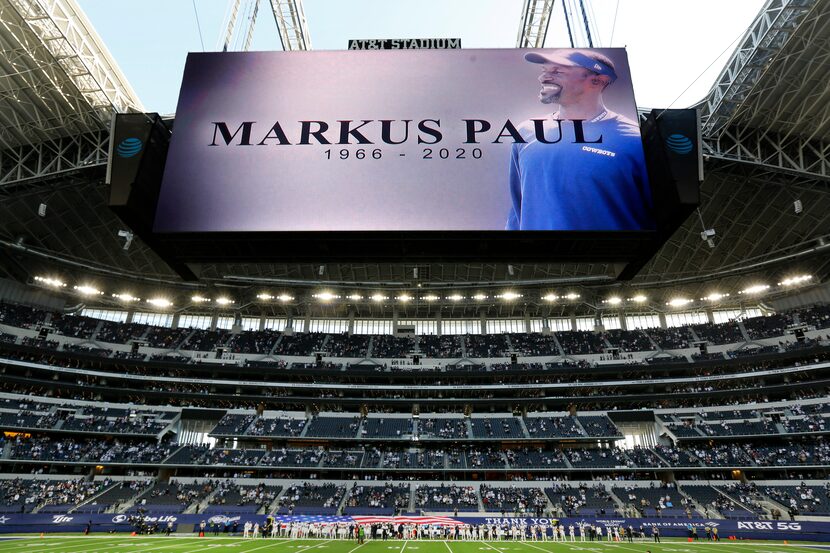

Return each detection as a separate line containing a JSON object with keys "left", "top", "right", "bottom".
{"left": 243, "top": 520, "right": 251, "bottom": 538}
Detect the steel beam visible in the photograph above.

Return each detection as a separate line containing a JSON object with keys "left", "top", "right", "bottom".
{"left": 0, "top": 128, "right": 108, "bottom": 189}
{"left": 517, "top": 0, "right": 555, "bottom": 48}
{"left": 700, "top": 0, "right": 813, "bottom": 137}
{"left": 269, "top": 0, "right": 311, "bottom": 51}
{"left": 704, "top": 126, "right": 830, "bottom": 183}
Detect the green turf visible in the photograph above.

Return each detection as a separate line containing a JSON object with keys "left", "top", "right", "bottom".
{"left": 0, "top": 537, "right": 817, "bottom": 553}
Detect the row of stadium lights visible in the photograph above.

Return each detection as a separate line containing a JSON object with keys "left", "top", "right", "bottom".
{"left": 33, "top": 275, "right": 813, "bottom": 309}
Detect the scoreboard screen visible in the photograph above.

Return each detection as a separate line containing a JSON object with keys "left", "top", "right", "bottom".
{"left": 109, "top": 49, "right": 700, "bottom": 277}
{"left": 154, "top": 48, "right": 653, "bottom": 234}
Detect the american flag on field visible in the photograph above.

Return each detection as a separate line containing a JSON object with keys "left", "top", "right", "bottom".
{"left": 272, "top": 514, "right": 463, "bottom": 526}
{"left": 353, "top": 515, "right": 463, "bottom": 526}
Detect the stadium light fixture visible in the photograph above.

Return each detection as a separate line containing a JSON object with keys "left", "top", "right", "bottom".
{"left": 345, "top": 294, "right": 363, "bottom": 301}
{"left": 277, "top": 294, "right": 294, "bottom": 302}
{"left": 396, "top": 294, "right": 413, "bottom": 302}
{"left": 147, "top": 298, "right": 172, "bottom": 308}
{"left": 256, "top": 293, "right": 274, "bottom": 301}
{"left": 447, "top": 294, "right": 464, "bottom": 301}
{"left": 702, "top": 292, "right": 728, "bottom": 302}
{"left": 740, "top": 284, "right": 769, "bottom": 295}
{"left": 35, "top": 276, "right": 66, "bottom": 288}
{"left": 74, "top": 285, "right": 102, "bottom": 296}
{"left": 630, "top": 295, "right": 647, "bottom": 303}
{"left": 314, "top": 291, "right": 340, "bottom": 302}
{"left": 112, "top": 293, "right": 139, "bottom": 302}
{"left": 422, "top": 294, "right": 439, "bottom": 302}
{"left": 605, "top": 297, "right": 622, "bottom": 305}
{"left": 371, "top": 293, "right": 388, "bottom": 302}
{"left": 779, "top": 275, "right": 812, "bottom": 286}
{"left": 215, "top": 297, "right": 235, "bottom": 306}
{"left": 497, "top": 291, "right": 522, "bottom": 301}
{"left": 542, "top": 293, "right": 558, "bottom": 302}
{"left": 667, "top": 298, "right": 691, "bottom": 307}
{"left": 563, "top": 293, "right": 580, "bottom": 300}
{"left": 472, "top": 293, "right": 488, "bottom": 301}
{"left": 191, "top": 295, "right": 211, "bottom": 303}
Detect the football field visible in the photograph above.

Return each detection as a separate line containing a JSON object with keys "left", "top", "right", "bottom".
{"left": 0, "top": 537, "right": 821, "bottom": 553}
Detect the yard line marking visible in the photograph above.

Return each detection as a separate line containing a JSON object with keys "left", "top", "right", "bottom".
{"left": 479, "top": 540, "right": 505, "bottom": 553}
{"left": 3, "top": 537, "right": 120, "bottom": 553}
{"left": 346, "top": 542, "right": 366, "bottom": 553}
{"left": 443, "top": 540, "right": 456, "bottom": 553}
{"left": 607, "top": 542, "right": 654, "bottom": 553}
{"left": 519, "top": 541, "right": 559, "bottom": 553}
{"left": 242, "top": 538, "right": 327, "bottom": 553}
{"left": 399, "top": 539, "right": 409, "bottom": 553}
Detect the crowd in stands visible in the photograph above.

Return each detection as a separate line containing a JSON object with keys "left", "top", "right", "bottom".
{"left": 797, "top": 304, "right": 830, "bottom": 330}
{"left": 326, "top": 334, "right": 370, "bottom": 358}
{"left": 206, "top": 482, "right": 281, "bottom": 513}
{"left": 0, "top": 301, "right": 47, "bottom": 329}
{"left": 546, "top": 483, "right": 616, "bottom": 516}
{"left": 144, "top": 327, "right": 190, "bottom": 349}
{"left": 556, "top": 331, "right": 605, "bottom": 355}
{"left": 647, "top": 327, "right": 690, "bottom": 349}
{"left": 343, "top": 484, "right": 409, "bottom": 514}
{"left": 371, "top": 335, "right": 414, "bottom": 358}
{"left": 613, "top": 483, "right": 689, "bottom": 517}
{"left": 211, "top": 414, "right": 256, "bottom": 435}
{"left": 465, "top": 334, "right": 508, "bottom": 357}
{"left": 681, "top": 484, "right": 754, "bottom": 519}
{"left": 764, "top": 483, "right": 830, "bottom": 516}
{"left": 61, "top": 343, "right": 112, "bottom": 357}
{"left": 227, "top": 330, "right": 280, "bottom": 355}
{"left": 49, "top": 314, "right": 96, "bottom": 339}
{"left": 246, "top": 416, "right": 306, "bottom": 437}
{"left": 415, "top": 484, "right": 478, "bottom": 511}
{"left": 418, "top": 418, "right": 468, "bottom": 439}
{"left": 10, "top": 435, "right": 175, "bottom": 464}
{"left": 480, "top": 484, "right": 547, "bottom": 514}
{"left": 0, "top": 477, "right": 107, "bottom": 513}
{"left": 278, "top": 483, "right": 345, "bottom": 514}
{"left": 506, "top": 333, "right": 559, "bottom": 356}
{"left": 273, "top": 333, "right": 326, "bottom": 356}
{"left": 183, "top": 330, "right": 228, "bottom": 352}
{"left": 605, "top": 329, "right": 655, "bottom": 352}
{"left": 418, "top": 335, "right": 463, "bottom": 358}
{"left": 134, "top": 481, "right": 207, "bottom": 512}
{"left": 95, "top": 321, "right": 148, "bottom": 344}
{"left": 693, "top": 321, "right": 744, "bottom": 345}
{"left": 744, "top": 313, "right": 789, "bottom": 340}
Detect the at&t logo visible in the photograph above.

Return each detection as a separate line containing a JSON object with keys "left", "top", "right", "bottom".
{"left": 116, "top": 137, "right": 143, "bottom": 158}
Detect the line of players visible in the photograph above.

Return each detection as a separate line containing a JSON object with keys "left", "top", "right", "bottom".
{"left": 239, "top": 520, "right": 671, "bottom": 542}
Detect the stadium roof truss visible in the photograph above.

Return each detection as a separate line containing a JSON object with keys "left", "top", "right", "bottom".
{"left": 269, "top": 0, "right": 312, "bottom": 51}
{"left": 701, "top": 0, "right": 830, "bottom": 183}
{"left": 516, "top": 0, "right": 555, "bottom": 48}
{"left": 0, "top": 0, "right": 141, "bottom": 188}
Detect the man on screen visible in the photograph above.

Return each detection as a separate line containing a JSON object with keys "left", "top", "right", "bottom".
{"left": 505, "top": 49, "right": 655, "bottom": 231}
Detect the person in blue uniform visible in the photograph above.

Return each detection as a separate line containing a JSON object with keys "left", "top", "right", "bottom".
{"left": 506, "top": 50, "right": 655, "bottom": 231}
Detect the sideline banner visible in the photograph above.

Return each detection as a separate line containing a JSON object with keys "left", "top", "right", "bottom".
{"left": 0, "top": 513, "right": 826, "bottom": 541}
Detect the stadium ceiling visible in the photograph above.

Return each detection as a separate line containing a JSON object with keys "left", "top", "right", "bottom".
{"left": 0, "top": 0, "right": 828, "bottom": 318}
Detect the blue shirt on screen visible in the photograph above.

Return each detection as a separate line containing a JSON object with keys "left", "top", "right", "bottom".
{"left": 505, "top": 112, "right": 655, "bottom": 231}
